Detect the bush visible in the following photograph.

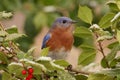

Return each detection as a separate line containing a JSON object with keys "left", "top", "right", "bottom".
{"left": 0, "top": 0, "right": 120, "bottom": 80}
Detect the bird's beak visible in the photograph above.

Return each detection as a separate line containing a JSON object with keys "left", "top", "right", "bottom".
{"left": 71, "top": 20, "right": 77, "bottom": 24}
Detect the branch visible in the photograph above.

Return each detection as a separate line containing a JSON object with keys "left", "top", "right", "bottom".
{"left": 95, "top": 33, "right": 110, "bottom": 68}
{"left": 65, "top": 65, "right": 90, "bottom": 75}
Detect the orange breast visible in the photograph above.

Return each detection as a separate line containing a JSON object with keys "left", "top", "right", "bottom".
{"left": 46, "top": 27, "right": 74, "bottom": 52}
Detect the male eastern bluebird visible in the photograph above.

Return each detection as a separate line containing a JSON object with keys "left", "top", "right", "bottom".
{"left": 41, "top": 17, "right": 76, "bottom": 59}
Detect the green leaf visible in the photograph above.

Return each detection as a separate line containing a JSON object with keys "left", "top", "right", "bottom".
{"left": 117, "top": 29, "right": 120, "bottom": 44}
{"left": 2, "top": 72, "right": 12, "bottom": 80}
{"left": 74, "top": 27, "right": 96, "bottom": 66}
{"left": 99, "top": 13, "right": 115, "bottom": 29}
{"left": 40, "top": 48, "right": 49, "bottom": 56}
{"left": 5, "top": 33, "right": 24, "bottom": 41}
{"left": 56, "top": 71, "right": 76, "bottom": 80}
{"left": 8, "top": 62, "right": 24, "bottom": 78}
{"left": 0, "top": 52, "right": 8, "bottom": 64}
{"left": 109, "top": 59, "right": 117, "bottom": 68}
{"left": 107, "top": 41, "right": 119, "bottom": 49}
{"left": 78, "top": 49, "right": 96, "bottom": 66}
{"left": 0, "top": 11, "right": 13, "bottom": 19}
{"left": 87, "top": 74, "right": 114, "bottom": 80}
{"left": 78, "top": 5, "right": 93, "bottom": 24}
{"left": 53, "top": 60, "right": 70, "bottom": 67}
{"left": 20, "top": 59, "right": 46, "bottom": 74}
{"left": 36, "top": 57, "right": 64, "bottom": 70}
{"left": 0, "top": 30, "right": 8, "bottom": 36}
{"left": 100, "top": 68, "right": 120, "bottom": 76}
{"left": 6, "top": 25, "right": 18, "bottom": 34}
{"left": 107, "top": 1, "right": 119, "bottom": 12}
{"left": 101, "top": 57, "right": 109, "bottom": 68}
{"left": 106, "top": 44, "right": 120, "bottom": 61}
{"left": 116, "top": 0, "right": 120, "bottom": 10}
{"left": 75, "top": 74, "right": 87, "bottom": 80}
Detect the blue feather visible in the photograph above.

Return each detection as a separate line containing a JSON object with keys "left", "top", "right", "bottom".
{"left": 41, "top": 33, "right": 51, "bottom": 49}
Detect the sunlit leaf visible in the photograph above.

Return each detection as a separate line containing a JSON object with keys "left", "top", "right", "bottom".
{"left": 99, "top": 13, "right": 115, "bottom": 29}
{"left": 5, "top": 33, "right": 25, "bottom": 41}
{"left": 8, "top": 62, "right": 24, "bottom": 78}
{"left": 53, "top": 60, "right": 70, "bottom": 67}
{"left": 78, "top": 6, "right": 93, "bottom": 24}
{"left": 20, "top": 59, "right": 46, "bottom": 74}
{"left": 40, "top": 48, "right": 49, "bottom": 56}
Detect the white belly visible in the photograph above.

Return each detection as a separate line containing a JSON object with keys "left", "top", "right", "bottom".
{"left": 48, "top": 47, "right": 69, "bottom": 60}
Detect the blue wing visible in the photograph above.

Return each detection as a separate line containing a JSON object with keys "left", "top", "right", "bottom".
{"left": 41, "top": 33, "right": 51, "bottom": 49}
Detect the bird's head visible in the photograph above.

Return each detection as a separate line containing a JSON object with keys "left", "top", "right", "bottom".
{"left": 52, "top": 17, "right": 76, "bottom": 28}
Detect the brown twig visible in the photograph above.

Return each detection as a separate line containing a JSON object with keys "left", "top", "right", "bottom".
{"left": 65, "top": 65, "right": 90, "bottom": 75}
{"left": 95, "top": 33, "right": 110, "bottom": 68}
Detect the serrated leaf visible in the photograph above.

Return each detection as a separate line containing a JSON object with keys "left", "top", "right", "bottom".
{"left": 78, "top": 6, "right": 93, "bottom": 24}
{"left": 36, "top": 57, "right": 64, "bottom": 70}
{"left": 40, "top": 48, "right": 49, "bottom": 56}
{"left": 20, "top": 59, "right": 46, "bottom": 74}
{"left": 99, "top": 13, "right": 115, "bottom": 29}
{"left": 53, "top": 60, "right": 70, "bottom": 67}
{"left": 8, "top": 62, "right": 24, "bottom": 78}
{"left": 117, "top": 29, "right": 120, "bottom": 44}
{"left": 0, "top": 30, "right": 8, "bottom": 36}
{"left": 5, "top": 33, "right": 24, "bottom": 41}
{"left": 6, "top": 25, "right": 18, "bottom": 34}
{"left": 2, "top": 72, "right": 12, "bottom": 80}
{"left": 87, "top": 74, "right": 114, "bottom": 80}
{"left": 0, "top": 52, "right": 8, "bottom": 64}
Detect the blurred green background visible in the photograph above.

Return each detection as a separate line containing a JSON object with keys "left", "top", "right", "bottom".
{"left": 0, "top": 0, "right": 109, "bottom": 52}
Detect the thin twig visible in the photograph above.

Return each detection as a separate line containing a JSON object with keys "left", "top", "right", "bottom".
{"left": 95, "top": 33, "right": 110, "bottom": 68}
{"left": 65, "top": 65, "right": 90, "bottom": 75}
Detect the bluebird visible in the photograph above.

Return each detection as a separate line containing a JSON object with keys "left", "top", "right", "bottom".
{"left": 41, "top": 17, "right": 76, "bottom": 59}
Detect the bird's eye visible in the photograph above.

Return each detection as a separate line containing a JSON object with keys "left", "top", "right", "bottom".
{"left": 62, "top": 20, "right": 67, "bottom": 24}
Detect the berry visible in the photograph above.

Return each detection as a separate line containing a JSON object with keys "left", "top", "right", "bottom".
{"left": 22, "top": 70, "right": 27, "bottom": 75}
{"left": 28, "top": 68, "right": 34, "bottom": 74}
{"left": 26, "top": 77, "right": 31, "bottom": 80}
{"left": 28, "top": 74, "right": 33, "bottom": 78}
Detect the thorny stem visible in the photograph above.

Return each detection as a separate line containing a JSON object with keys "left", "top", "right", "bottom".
{"left": 95, "top": 33, "right": 110, "bottom": 68}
